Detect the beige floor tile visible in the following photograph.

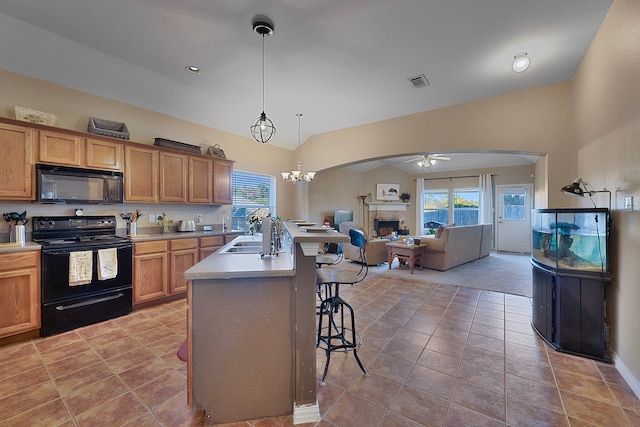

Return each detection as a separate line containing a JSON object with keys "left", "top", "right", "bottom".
{"left": 1, "top": 398, "right": 72, "bottom": 427}
{"left": 560, "top": 389, "right": 631, "bottom": 426}
{"left": 443, "top": 402, "right": 505, "bottom": 427}
{"left": 505, "top": 373, "right": 564, "bottom": 413}
{"left": 92, "top": 334, "right": 143, "bottom": 360}
{"left": 457, "top": 360, "right": 505, "bottom": 394}
{"left": 451, "top": 379, "right": 506, "bottom": 422}
{"left": 0, "top": 365, "right": 51, "bottom": 399}
{"left": 153, "top": 391, "right": 206, "bottom": 427}
{"left": 1, "top": 262, "right": 636, "bottom": 427}
{"left": 0, "top": 380, "right": 61, "bottom": 422}
{"left": 323, "top": 391, "right": 387, "bottom": 427}
{"left": 379, "top": 410, "right": 425, "bottom": 427}
{"left": 506, "top": 397, "right": 568, "bottom": 427}
{"left": 405, "top": 364, "right": 455, "bottom": 399}
{"left": 74, "top": 392, "right": 147, "bottom": 427}
{"left": 367, "top": 352, "right": 414, "bottom": 383}
{"left": 54, "top": 361, "right": 114, "bottom": 395}
{"left": 133, "top": 370, "right": 186, "bottom": 408}
{"left": 554, "top": 368, "right": 617, "bottom": 404}
{"left": 46, "top": 348, "right": 102, "bottom": 378}
{"left": 118, "top": 356, "right": 174, "bottom": 389}
{"left": 346, "top": 372, "right": 401, "bottom": 407}
{"left": 65, "top": 375, "right": 129, "bottom": 416}
{"left": 416, "top": 348, "right": 460, "bottom": 376}
{"left": 390, "top": 384, "right": 448, "bottom": 426}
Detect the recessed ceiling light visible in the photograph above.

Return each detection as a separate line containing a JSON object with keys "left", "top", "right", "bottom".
{"left": 512, "top": 52, "right": 530, "bottom": 73}
{"left": 185, "top": 65, "right": 202, "bottom": 75}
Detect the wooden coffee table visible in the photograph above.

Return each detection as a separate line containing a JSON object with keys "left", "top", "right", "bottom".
{"left": 386, "top": 242, "right": 426, "bottom": 274}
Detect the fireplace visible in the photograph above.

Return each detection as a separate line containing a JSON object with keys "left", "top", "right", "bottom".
{"left": 374, "top": 219, "right": 399, "bottom": 237}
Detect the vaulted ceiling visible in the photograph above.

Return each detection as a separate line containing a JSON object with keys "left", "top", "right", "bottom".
{"left": 0, "top": 1, "right": 611, "bottom": 171}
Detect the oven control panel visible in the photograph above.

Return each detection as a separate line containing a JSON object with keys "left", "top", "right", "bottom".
{"left": 33, "top": 216, "right": 116, "bottom": 231}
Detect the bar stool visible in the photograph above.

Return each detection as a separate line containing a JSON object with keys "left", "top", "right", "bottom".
{"left": 316, "top": 228, "right": 369, "bottom": 386}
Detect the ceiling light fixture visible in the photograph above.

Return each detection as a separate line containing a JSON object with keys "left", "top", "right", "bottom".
{"left": 281, "top": 113, "right": 315, "bottom": 184}
{"left": 417, "top": 157, "right": 437, "bottom": 168}
{"left": 512, "top": 52, "right": 530, "bottom": 73}
{"left": 185, "top": 65, "right": 201, "bottom": 75}
{"left": 250, "top": 19, "right": 276, "bottom": 144}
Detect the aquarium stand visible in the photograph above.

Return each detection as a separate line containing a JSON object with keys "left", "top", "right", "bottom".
{"left": 531, "top": 263, "right": 611, "bottom": 362}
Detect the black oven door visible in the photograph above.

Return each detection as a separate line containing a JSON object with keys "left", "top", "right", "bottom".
{"left": 41, "top": 242, "right": 132, "bottom": 303}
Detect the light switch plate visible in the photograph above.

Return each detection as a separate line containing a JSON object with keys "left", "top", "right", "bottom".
{"left": 625, "top": 196, "right": 633, "bottom": 211}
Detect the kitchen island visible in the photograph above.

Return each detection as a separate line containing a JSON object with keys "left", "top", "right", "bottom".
{"left": 183, "top": 222, "right": 349, "bottom": 425}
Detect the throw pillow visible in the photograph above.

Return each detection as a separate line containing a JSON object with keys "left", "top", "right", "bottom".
{"left": 435, "top": 225, "right": 445, "bottom": 238}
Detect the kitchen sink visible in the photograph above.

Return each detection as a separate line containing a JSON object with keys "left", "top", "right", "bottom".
{"left": 231, "top": 241, "right": 262, "bottom": 247}
{"left": 220, "top": 246, "right": 262, "bottom": 254}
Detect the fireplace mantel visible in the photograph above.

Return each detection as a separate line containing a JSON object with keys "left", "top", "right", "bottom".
{"left": 366, "top": 202, "right": 410, "bottom": 211}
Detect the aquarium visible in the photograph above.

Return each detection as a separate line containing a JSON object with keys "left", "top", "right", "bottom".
{"left": 531, "top": 208, "right": 609, "bottom": 275}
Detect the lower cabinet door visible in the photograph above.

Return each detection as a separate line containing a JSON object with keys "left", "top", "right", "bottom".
{"left": 133, "top": 252, "right": 168, "bottom": 304}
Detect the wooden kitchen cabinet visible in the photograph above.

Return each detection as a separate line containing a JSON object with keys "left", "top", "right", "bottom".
{"left": 38, "top": 129, "right": 83, "bottom": 167}
{"left": 188, "top": 157, "right": 213, "bottom": 204}
{"left": 39, "top": 130, "right": 124, "bottom": 172}
{"left": 0, "top": 122, "right": 35, "bottom": 200}
{"left": 133, "top": 240, "right": 168, "bottom": 304}
{"left": 0, "top": 250, "right": 40, "bottom": 338}
{"left": 199, "top": 236, "right": 225, "bottom": 260}
{"left": 213, "top": 159, "right": 233, "bottom": 204}
{"left": 169, "top": 238, "right": 198, "bottom": 294}
{"left": 159, "top": 151, "right": 187, "bottom": 202}
{"left": 85, "top": 138, "right": 123, "bottom": 171}
{"left": 125, "top": 145, "right": 159, "bottom": 202}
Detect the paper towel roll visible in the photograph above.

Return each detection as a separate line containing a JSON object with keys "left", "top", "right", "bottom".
{"left": 261, "top": 216, "right": 272, "bottom": 254}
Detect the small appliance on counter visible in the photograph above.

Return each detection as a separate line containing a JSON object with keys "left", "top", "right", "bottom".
{"left": 177, "top": 220, "right": 196, "bottom": 232}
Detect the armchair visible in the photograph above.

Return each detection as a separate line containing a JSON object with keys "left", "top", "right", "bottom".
{"left": 338, "top": 221, "right": 389, "bottom": 265}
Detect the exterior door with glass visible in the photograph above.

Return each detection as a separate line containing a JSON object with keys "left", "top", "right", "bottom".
{"left": 496, "top": 184, "right": 533, "bottom": 253}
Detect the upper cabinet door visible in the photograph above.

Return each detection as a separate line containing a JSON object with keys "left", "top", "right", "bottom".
{"left": 188, "top": 157, "right": 213, "bottom": 204}
{"left": 0, "top": 123, "right": 35, "bottom": 200}
{"left": 125, "top": 145, "right": 158, "bottom": 202}
{"left": 86, "top": 138, "right": 123, "bottom": 171}
{"left": 38, "top": 130, "right": 83, "bottom": 166}
{"left": 159, "top": 152, "right": 187, "bottom": 203}
{"left": 213, "top": 159, "right": 233, "bottom": 204}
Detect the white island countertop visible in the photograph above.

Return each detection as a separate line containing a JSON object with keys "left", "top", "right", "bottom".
{"left": 183, "top": 222, "right": 349, "bottom": 280}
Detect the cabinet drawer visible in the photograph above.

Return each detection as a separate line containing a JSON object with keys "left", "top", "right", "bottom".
{"left": 0, "top": 250, "right": 39, "bottom": 272}
{"left": 200, "top": 236, "right": 224, "bottom": 248}
{"left": 170, "top": 238, "right": 198, "bottom": 251}
{"left": 134, "top": 240, "right": 167, "bottom": 255}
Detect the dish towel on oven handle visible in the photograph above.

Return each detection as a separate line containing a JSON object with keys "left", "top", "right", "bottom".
{"left": 98, "top": 248, "right": 118, "bottom": 281}
{"left": 69, "top": 250, "right": 93, "bottom": 286}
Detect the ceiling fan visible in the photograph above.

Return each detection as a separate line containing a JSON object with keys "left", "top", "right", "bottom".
{"left": 403, "top": 154, "right": 451, "bottom": 168}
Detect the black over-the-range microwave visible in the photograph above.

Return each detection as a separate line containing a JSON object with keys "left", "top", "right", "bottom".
{"left": 36, "top": 164, "right": 124, "bottom": 204}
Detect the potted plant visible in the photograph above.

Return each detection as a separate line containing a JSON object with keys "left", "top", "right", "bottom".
{"left": 400, "top": 192, "right": 411, "bottom": 203}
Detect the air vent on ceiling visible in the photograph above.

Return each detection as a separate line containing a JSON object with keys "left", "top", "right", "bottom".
{"left": 408, "top": 74, "right": 430, "bottom": 89}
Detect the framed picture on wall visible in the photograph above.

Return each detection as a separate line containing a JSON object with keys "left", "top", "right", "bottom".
{"left": 377, "top": 183, "right": 400, "bottom": 201}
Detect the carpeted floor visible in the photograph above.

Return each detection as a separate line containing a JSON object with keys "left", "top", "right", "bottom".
{"left": 347, "top": 251, "right": 533, "bottom": 297}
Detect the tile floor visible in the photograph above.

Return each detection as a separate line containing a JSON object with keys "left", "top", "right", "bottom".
{"left": 1, "top": 273, "right": 639, "bottom": 426}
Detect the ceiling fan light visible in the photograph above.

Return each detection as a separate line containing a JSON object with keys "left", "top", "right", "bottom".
{"left": 281, "top": 172, "right": 291, "bottom": 180}
{"left": 512, "top": 52, "right": 530, "bottom": 73}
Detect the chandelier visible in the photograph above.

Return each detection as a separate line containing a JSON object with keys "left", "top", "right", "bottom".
{"left": 281, "top": 113, "right": 315, "bottom": 183}
{"left": 250, "top": 19, "right": 276, "bottom": 143}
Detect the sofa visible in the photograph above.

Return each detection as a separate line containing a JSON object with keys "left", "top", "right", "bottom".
{"left": 338, "top": 221, "right": 390, "bottom": 265}
{"left": 419, "top": 224, "right": 493, "bottom": 271}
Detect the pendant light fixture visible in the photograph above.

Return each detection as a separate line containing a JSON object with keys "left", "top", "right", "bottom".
{"left": 281, "top": 113, "right": 316, "bottom": 183}
{"left": 250, "top": 19, "right": 276, "bottom": 143}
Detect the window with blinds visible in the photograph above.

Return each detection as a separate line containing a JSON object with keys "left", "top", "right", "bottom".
{"left": 232, "top": 171, "right": 276, "bottom": 231}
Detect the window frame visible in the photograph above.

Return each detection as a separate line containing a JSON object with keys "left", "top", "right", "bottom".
{"left": 231, "top": 170, "right": 277, "bottom": 232}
